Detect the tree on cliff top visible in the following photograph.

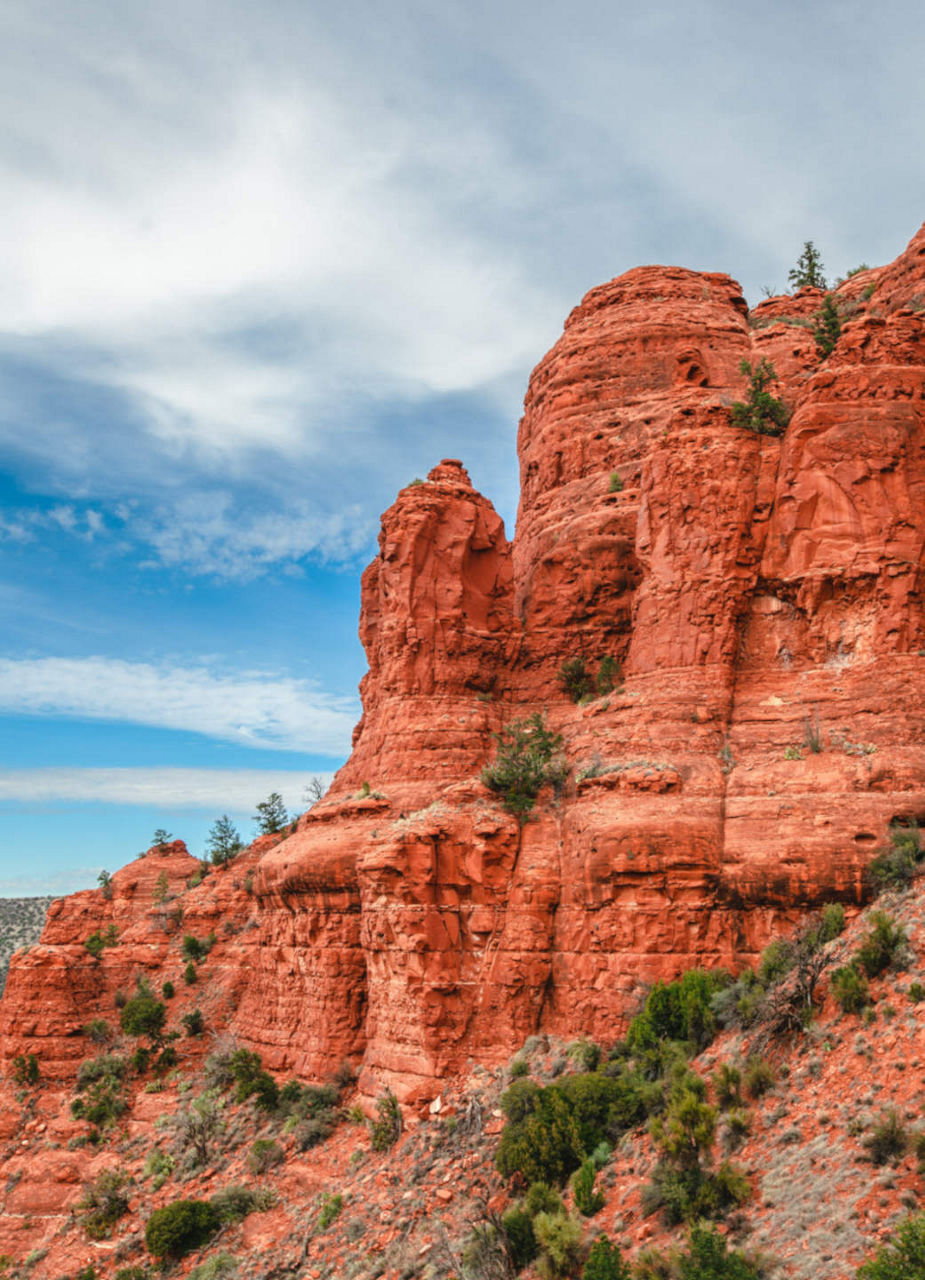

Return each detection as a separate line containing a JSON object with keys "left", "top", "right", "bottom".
{"left": 253, "top": 792, "right": 288, "bottom": 835}
{"left": 788, "top": 240, "right": 827, "bottom": 290}
{"left": 206, "top": 814, "right": 243, "bottom": 864}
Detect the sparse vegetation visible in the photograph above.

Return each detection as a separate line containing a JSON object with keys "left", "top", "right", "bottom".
{"left": 11, "top": 1052, "right": 39, "bottom": 1086}
{"left": 864, "top": 1110, "right": 908, "bottom": 1166}
{"left": 78, "top": 1168, "right": 130, "bottom": 1239}
{"left": 318, "top": 1193, "right": 343, "bottom": 1230}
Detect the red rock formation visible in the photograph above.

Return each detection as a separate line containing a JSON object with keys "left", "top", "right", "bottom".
{"left": 4, "top": 222, "right": 925, "bottom": 1109}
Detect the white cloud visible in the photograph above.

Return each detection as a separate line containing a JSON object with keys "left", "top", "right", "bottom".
{"left": 0, "top": 865, "right": 105, "bottom": 897}
{"left": 0, "top": 767, "right": 331, "bottom": 813}
{"left": 0, "top": 657, "right": 358, "bottom": 754}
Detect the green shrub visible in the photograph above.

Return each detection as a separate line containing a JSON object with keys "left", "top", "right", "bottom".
{"left": 559, "top": 657, "right": 592, "bottom": 702}
{"left": 595, "top": 655, "right": 620, "bottom": 695}
{"left": 145, "top": 1199, "right": 220, "bottom": 1259}
{"left": 72, "top": 1054, "right": 128, "bottom": 1128}
{"left": 832, "top": 964, "right": 869, "bottom": 1014}
{"left": 210, "top": 1184, "right": 261, "bottom": 1224}
{"left": 572, "top": 1158, "right": 604, "bottom": 1216}
{"left": 533, "top": 1211, "right": 583, "bottom": 1280}
{"left": 567, "top": 1039, "right": 601, "bottom": 1072}
{"left": 120, "top": 981, "right": 167, "bottom": 1042}
{"left": 582, "top": 1236, "right": 631, "bottom": 1280}
{"left": 184, "top": 961, "right": 198, "bottom": 985}
{"left": 712, "top": 1064, "right": 741, "bottom": 1110}
{"left": 509, "top": 1056, "right": 529, "bottom": 1079}
{"left": 188, "top": 1255, "right": 238, "bottom": 1280}
{"left": 155, "top": 1045, "right": 178, "bottom": 1074}
{"left": 677, "top": 1223, "right": 765, "bottom": 1278}
{"left": 496, "top": 1086, "right": 583, "bottom": 1186}
{"left": 247, "top": 1138, "right": 284, "bottom": 1175}
{"left": 461, "top": 1223, "right": 508, "bottom": 1278}
{"left": 868, "top": 822, "right": 922, "bottom": 891}
{"left": 908, "top": 981, "right": 924, "bottom": 1003}
{"left": 646, "top": 1073, "right": 749, "bottom": 1224}
{"left": 818, "top": 902, "right": 846, "bottom": 940}
{"left": 370, "top": 1089, "right": 402, "bottom": 1151}
{"left": 856, "top": 1211, "right": 925, "bottom": 1279}
{"left": 114, "top": 1268, "right": 149, "bottom": 1280}
{"left": 501, "top": 1205, "right": 538, "bottom": 1269}
{"left": 608, "top": 472, "right": 624, "bottom": 494}
{"left": 627, "top": 968, "right": 729, "bottom": 1054}
{"left": 182, "top": 933, "right": 214, "bottom": 962}
{"left": 856, "top": 911, "right": 906, "bottom": 977}
{"left": 501, "top": 1077, "right": 541, "bottom": 1122}
{"left": 811, "top": 293, "right": 841, "bottom": 358}
{"left": 78, "top": 1168, "right": 130, "bottom": 1239}
{"left": 742, "top": 1056, "right": 774, "bottom": 1099}
{"left": 175, "top": 1094, "right": 225, "bottom": 1168}
{"left": 83, "top": 1018, "right": 112, "bottom": 1045}
{"left": 143, "top": 1148, "right": 175, "bottom": 1191}
{"left": 730, "top": 358, "right": 788, "bottom": 436}
{"left": 84, "top": 924, "right": 119, "bottom": 958}
{"left": 318, "top": 1193, "right": 343, "bottom": 1230}
{"left": 292, "top": 1113, "right": 337, "bottom": 1150}
{"left": 482, "top": 713, "right": 566, "bottom": 822}
{"left": 864, "top": 1110, "right": 908, "bottom": 1165}
{"left": 162, "top": 980, "right": 175, "bottom": 999}
{"left": 11, "top": 1053, "right": 39, "bottom": 1086}
{"left": 131, "top": 1045, "right": 151, "bottom": 1074}
{"left": 183, "top": 1008, "right": 205, "bottom": 1037}
{"left": 228, "top": 1049, "right": 279, "bottom": 1109}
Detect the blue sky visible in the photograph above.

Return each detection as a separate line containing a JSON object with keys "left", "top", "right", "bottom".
{"left": 1, "top": 0, "right": 924, "bottom": 892}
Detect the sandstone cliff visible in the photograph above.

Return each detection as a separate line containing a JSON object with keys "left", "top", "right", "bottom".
{"left": 3, "top": 223, "right": 925, "bottom": 1112}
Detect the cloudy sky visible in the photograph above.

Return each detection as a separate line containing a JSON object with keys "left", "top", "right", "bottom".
{"left": 1, "top": 0, "right": 923, "bottom": 893}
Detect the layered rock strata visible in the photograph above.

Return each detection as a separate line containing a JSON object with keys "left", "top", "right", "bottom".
{"left": 4, "top": 224, "right": 925, "bottom": 1103}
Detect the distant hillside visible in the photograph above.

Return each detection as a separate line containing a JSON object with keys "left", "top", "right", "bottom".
{"left": 0, "top": 897, "right": 54, "bottom": 993}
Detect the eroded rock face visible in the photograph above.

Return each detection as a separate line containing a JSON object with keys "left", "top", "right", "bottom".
{"left": 4, "top": 224, "right": 925, "bottom": 1102}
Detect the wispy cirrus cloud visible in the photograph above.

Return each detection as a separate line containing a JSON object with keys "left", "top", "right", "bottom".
{"left": 0, "top": 657, "right": 358, "bottom": 754}
{"left": 0, "top": 767, "right": 330, "bottom": 813}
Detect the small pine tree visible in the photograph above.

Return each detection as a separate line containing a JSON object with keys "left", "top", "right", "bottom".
{"left": 205, "top": 814, "right": 243, "bottom": 865}
{"left": 253, "top": 793, "right": 288, "bottom": 835}
{"left": 788, "top": 241, "right": 827, "bottom": 290}
{"left": 811, "top": 294, "right": 841, "bottom": 358}
{"left": 153, "top": 871, "right": 169, "bottom": 905}
{"left": 730, "top": 359, "right": 789, "bottom": 437}
{"left": 152, "top": 829, "right": 172, "bottom": 848}
{"left": 97, "top": 870, "right": 113, "bottom": 900}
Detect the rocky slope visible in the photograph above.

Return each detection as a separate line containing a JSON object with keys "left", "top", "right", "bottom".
{"left": 0, "top": 221, "right": 924, "bottom": 1277}
{"left": 0, "top": 896, "right": 55, "bottom": 993}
